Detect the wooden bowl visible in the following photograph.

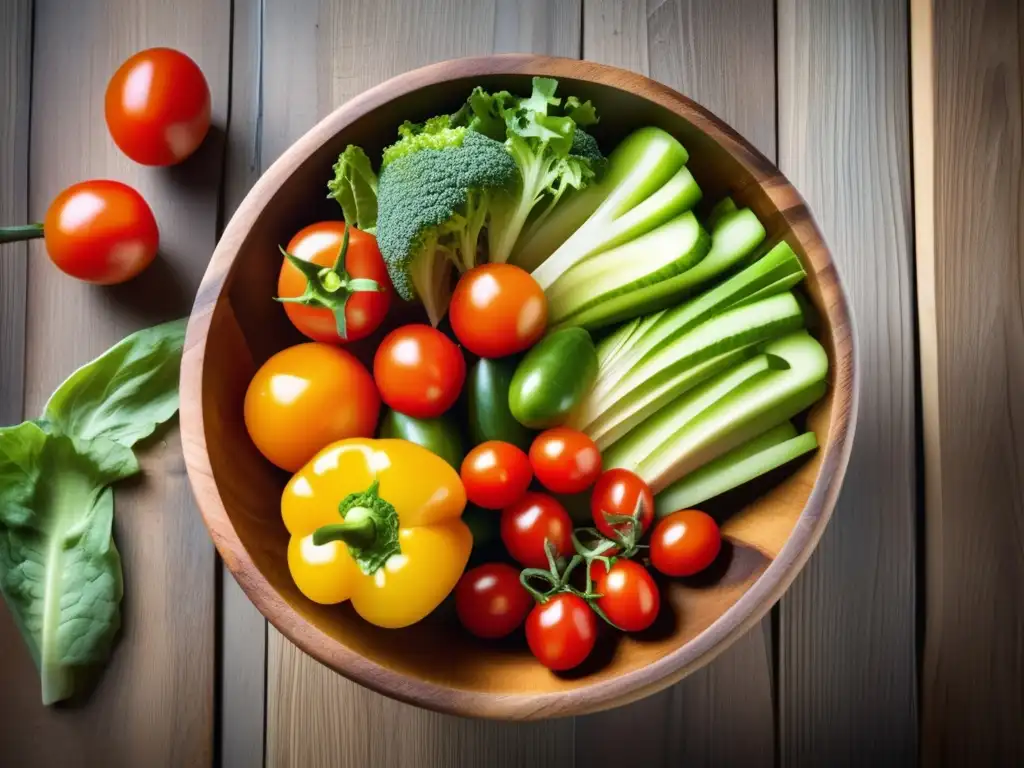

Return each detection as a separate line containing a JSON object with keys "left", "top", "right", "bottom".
{"left": 181, "top": 55, "right": 857, "bottom": 720}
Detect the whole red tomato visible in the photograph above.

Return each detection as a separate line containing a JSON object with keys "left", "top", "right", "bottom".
{"left": 455, "top": 563, "right": 533, "bottom": 639}
{"left": 500, "top": 492, "right": 573, "bottom": 568}
{"left": 373, "top": 325, "right": 465, "bottom": 418}
{"left": 449, "top": 263, "right": 547, "bottom": 358}
{"left": 529, "top": 428, "right": 602, "bottom": 495}
{"left": 105, "top": 47, "right": 211, "bottom": 166}
{"left": 594, "top": 559, "right": 660, "bottom": 632}
{"left": 525, "top": 593, "right": 597, "bottom": 671}
{"left": 591, "top": 468, "right": 655, "bottom": 542}
{"left": 460, "top": 441, "right": 533, "bottom": 510}
{"left": 40, "top": 180, "right": 158, "bottom": 284}
{"left": 244, "top": 342, "right": 380, "bottom": 472}
{"left": 650, "top": 509, "right": 722, "bottom": 577}
{"left": 277, "top": 222, "right": 391, "bottom": 343}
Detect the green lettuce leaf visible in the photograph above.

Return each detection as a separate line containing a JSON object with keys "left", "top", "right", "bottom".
{"left": 43, "top": 318, "right": 186, "bottom": 448}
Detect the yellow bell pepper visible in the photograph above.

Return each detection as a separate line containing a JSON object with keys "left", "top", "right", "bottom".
{"left": 282, "top": 437, "right": 470, "bottom": 628}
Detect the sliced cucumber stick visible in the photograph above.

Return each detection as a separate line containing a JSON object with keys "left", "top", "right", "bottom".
{"left": 655, "top": 423, "right": 818, "bottom": 514}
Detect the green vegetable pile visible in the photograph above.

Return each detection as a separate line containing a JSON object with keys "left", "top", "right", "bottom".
{"left": 0, "top": 319, "right": 186, "bottom": 704}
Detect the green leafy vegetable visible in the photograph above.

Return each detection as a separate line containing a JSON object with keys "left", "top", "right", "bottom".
{"left": 0, "top": 319, "right": 186, "bottom": 705}
{"left": 327, "top": 145, "right": 379, "bottom": 232}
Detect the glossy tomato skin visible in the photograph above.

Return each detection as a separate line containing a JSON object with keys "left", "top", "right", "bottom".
{"left": 244, "top": 342, "right": 380, "bottom": 472}
{"left": 105, "top": 47, "right": 211, "bottom": 166}
{"left": 591, "top": 468, "right": 655, "bottom": 541}
{"left": 455, "top": 563, "right": 532, "bottom": 639}
{"left": 373, "top": 325, "right": 465, "bottom": 419}
{"left": 529, "top": 428, "right": 602, "bottom": 495}
{"left": 650, "top": 509, "right": 722, "bottom": 577}
{"left": 594, "top": 559, "right": 660, "bottom": 632}
{"left": 449, "top": 264, "right": 547, "bottom": 358}
{"left": 278, "top": 222, "right": 391, "bottom": 343}
{"left": 500, "top": 492, "right": 573, "bottom": 568}
{"left": 43, "top": 180, "right": 158, "bottom": 284}
{"left": 460, "top": 441, "right": 533, "bottom": 510}
{"left": 526, "top": 593, "right": 597, "bottom": 671}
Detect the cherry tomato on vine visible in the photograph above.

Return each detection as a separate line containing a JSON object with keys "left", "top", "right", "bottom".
{"left": 649, "top": 509, "right": 722, "bottom": 577}
{"left": 105, "top": 47, "right": 211, "bottom": 166}
{"left": 244, "top": 342, "right": 380, "bottom": 472}
{"left": 594, "top": 559, "right": 660, "bottom": 632}
{"left": 525, "top": 593, "right": 597, "bottom": 671}
{"left": 455, "top": 563, "right": 532, "bottom": 639}
{"left": 591, "top": 468, "right": 655, "bottom": 541}
{"left": 277, "top": 222, "right": 391, "bottom": 343}
{"left": 449, "top": 263, "right": 547, "bottom": 358}
{"left": 37, "top": 180, "right": 159, "bottom": 284}
{"left": 529, "top": 427, "right": 602, "bottom": 495}
{"left": 460, "top": 441, "right": 532, "bottom": 510}
{"left": 373, "top": 325, "right": 465, "bottom": 418}
{"left": 500, "top": 492, "right": 573, "bottom": 568}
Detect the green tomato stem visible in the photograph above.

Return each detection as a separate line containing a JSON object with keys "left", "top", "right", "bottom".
{"left": 0, "top": 223, "right": 44, "bottom": 244}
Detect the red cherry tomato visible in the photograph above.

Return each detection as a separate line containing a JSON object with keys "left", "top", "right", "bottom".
{"left": 455, "top": 563, "right": 533, "bottom": 639}
{"left": 449, "top": 264, "right": 547, "bottom": 358}
{"left": 373, "top": 324, "right": 466, "bottom": 418}
{"left": 650, "top": 509, "right": 722, "bottom": 577}
{"left": 594, "top": 559, "right": 660, "bottom": 632}
{"left": 277, "top": 222, "right": 392, "bottom": 343}
{"left": 525, "top": 593, "right": 597, "bottom": 671}
{"left": 105, "top": 47, "right": 211, "bottom": 166}
{"left": 590, "top": 468, "right": 655, "bottom": 541}
{"left": 460, "top": 441, "right": 533, "bottom": 510}
{"left": 41, "top": 180, "right": 158, "bottom": 284}
{"left": 529, "top": 428, "right": 602, "bottom": 494}
{"left": 500, "top": 492, "right": 573, "bottom": 568}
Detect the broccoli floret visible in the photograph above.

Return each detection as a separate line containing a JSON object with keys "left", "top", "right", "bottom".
{"left": 376, "top": 129, "right": 519, "bottom": 325}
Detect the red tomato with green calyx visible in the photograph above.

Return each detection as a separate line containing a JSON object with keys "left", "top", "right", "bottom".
{"left": 650, "top": 509, "right": 722, "bottom": 577}
{"left": 42, "top": 180, "right": 158, "bottom": 285}
{"left": 525, "top": 593, "right": 597, "bottom": 671}
{"left": 455, "top": 563, "right": 532, "bottom": 639}
{"left": 373, "top": 324, "right": 465, "bottom": 419}
{"left": 594, "top": 559, "right": 660, "bottom": 632}
{"left": 500, "top": 492, "right": 573, "bottom": 568}
{"left": 105, "top": 47, "right": 211, "bottom": 166}
{"left": 529, "top": 428, "right": 602, "bottom": 495}
{"left": 277, "top": 222, "right": 391, "bottom": 343}
{"left": 461, "top": 441, "right": 533, "bottom": 510}
{"left": 449, "top": 264, "right": 547, "bottom": 358}
{"left": 591, "top": 468, "right": 655, "bottom": 541}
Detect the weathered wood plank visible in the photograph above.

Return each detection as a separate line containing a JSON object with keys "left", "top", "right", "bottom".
{"left": 260, "top": 2, "right": 579, "bottom": 765}
{"left": 0, "top": 0, "right": 30, "bottom": 428}
{"left": 776, "top": 1, "right": 917, "bottom": 765}
{"left": 578, "top": 2, "right": 777, "bottom": 764}
{"left": 914, "top": 0, "right": 1024, "bottom": 763}
{"left": 218, "top": 2, "right": 268, "bottom": 767}
{"left": 0, "top": 1, "right": 230, "bottom": 764}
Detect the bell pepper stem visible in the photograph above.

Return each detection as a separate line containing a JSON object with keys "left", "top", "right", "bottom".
{"left": 0, "top": 223, "right": 44, "bottom": 244}
{"left": 312, "top": 511, "right": 376, "bottom": 548}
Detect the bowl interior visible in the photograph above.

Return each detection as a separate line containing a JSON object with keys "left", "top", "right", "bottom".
{"left": 195, "top": 69, "right": 844, "bottom": 707}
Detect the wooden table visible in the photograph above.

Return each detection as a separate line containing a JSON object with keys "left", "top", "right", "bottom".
{"left": 0, "top": 1, "right": 1019, "bottom": 766}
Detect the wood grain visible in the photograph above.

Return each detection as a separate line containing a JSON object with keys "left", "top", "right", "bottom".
{"left": 0, "top": 1, "right": 229, "bottom": 765}
{"left": 776, "top": 1, "right": 917, "bottom": 765}
{"left": 218, "top": 1, "right": 268, "bottom": 767}
{"left": 578, "top": 2, "right": 777, "bottom": 764}
{"left": 0, "top": 0, "right": 30, "bottom": 428}
{"left": 257, "top": 3, "right": 580, "bottom": 766}
{"left": 915, "top": 0, "right": 1024, "bottom": 763}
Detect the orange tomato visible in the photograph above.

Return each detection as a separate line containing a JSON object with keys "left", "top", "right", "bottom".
{"left": 43, "top": 180, "right": 158, "bottom": 284}
{"left": 448, "top": 264, "right": 547, "bottom": 358}
{"left": 244, "top": 343, "right": 380, "bottom": 472}
{"left": 105, "top": 47, "right": 211, "bottom": 166}
{"left": 277, "top": 222, "right": 391, "bottom": 343}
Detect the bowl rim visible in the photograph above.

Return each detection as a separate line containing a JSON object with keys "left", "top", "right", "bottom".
{"left": 181, "top": 53, "right": 858, "bottom": 720}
